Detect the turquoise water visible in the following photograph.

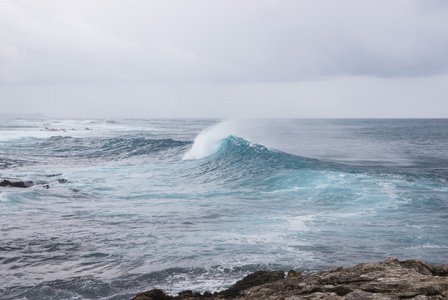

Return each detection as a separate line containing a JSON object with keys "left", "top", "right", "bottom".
{"left": 1, "top": 118, "right": 447, "bottom": 299}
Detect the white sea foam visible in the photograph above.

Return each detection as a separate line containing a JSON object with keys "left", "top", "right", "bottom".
{"left": 0, "top": 131, "right": 60, "bottom": 142}
{"left": 183, "top": 120, "right": 237, "bottom": 160}
{"left": 288, "top": 215, "right": 314, "bottom": 231}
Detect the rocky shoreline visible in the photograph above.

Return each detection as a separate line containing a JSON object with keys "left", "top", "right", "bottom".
{"left": 132, "top": 257, "right": 448, "bottom": 299}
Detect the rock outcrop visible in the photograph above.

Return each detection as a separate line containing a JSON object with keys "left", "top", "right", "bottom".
{"left": 0, "top": 179, "right": 33, "bottom": 188}
{"left": 0, "top": 177, "right": 69, "bottom": 188}
{"left": 132, "top": 257, "right": 448, "bottom": 299}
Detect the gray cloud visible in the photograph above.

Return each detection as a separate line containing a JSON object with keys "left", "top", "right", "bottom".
{"left": 1, "top": 0, "right": 447, "bottom": 119}
{"left": 1, "top": 0, "right": 448, "bottom": 85}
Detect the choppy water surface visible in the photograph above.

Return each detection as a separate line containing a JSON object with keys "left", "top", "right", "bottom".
{"left": 1, "top": 118, "right": 447, "bottom": 299}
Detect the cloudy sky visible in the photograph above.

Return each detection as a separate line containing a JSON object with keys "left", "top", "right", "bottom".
{"left": 1, "top": 0, "right": 447, "bottom": 118}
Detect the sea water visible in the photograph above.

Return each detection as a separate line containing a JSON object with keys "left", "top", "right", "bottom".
{"left": 0, "top": 118, "right": 447, "bottom": 299}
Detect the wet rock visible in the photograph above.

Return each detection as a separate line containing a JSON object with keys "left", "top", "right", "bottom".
{"left": 0, "top": 177, "right": 68, "bottom": 189}
{"left": 132, "top": 258, "right": 448, "bottom": 300}
{"left": 44, "top": 127, "right": 66, "bottom": 132}
{"left": 133, "top": 289, "right": 172, "bottom": 300}
{"left": 0, "top": 179, "right": 33, "bottom": 188}
{"left": 177, "top": 290, "right": 204, "bottom": 298}
{"left": 287, "top": 269, "right": 302, "bottom": 278}
{"left": 219, "top": 270, "right": 285, "bottom": 298}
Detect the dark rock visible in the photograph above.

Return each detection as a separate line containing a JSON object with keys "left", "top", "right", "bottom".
{"left": 432, "top": 263, "right": 448, "bottom": 276}
{"left": 219, "top": 270, "right": 285, "bottom": 298}
{"left": 0, "top": 179, "right": 33, "bottom": 188}
{"left": 133, "top": 289, "right": 172, "bottom": 300}
{"left": 203, "top": 292, "right": 213, "bottom": 297}
{"left": 58, "top": 178, "right": 68, "bottom": 183}
{"left": 403, "top": 258, "right": 448, "bottom": 276}
{"left": 329, "top": 285, "right": 353, "bottom": 296}
{"left": 287, "top": 269, "right": 302, "bottom": 278}
{"left": 44, "top": 127, "right": 66, "bottom": 132}
{"left": 177, "top": 291, "right": 192, "bottom": 297}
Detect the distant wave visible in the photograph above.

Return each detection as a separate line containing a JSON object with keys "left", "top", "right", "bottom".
{"left": 33, "top": 136, "right": 190, "bottom": 159}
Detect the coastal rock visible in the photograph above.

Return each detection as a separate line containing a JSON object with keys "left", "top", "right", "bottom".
{"left": 0, "top": 177, "right": 70, "bottom": 189}
{"left": 287, "top": 269, "right": 302, "bottom": 278}
{"left": 133, "top": 289, "right": 172, "bottom": 300}
{"left": 0, "top": 179, "right": 33, "bottom": 188}
{"left": 219, "top": 270, "right": 286, "bottom": 298}
{"left": 132, "top": 257, "right": 448, "bottom": 299}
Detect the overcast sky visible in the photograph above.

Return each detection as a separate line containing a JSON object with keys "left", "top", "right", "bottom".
{"left": 1, "top": 0, "right": 447, "bottom": 118}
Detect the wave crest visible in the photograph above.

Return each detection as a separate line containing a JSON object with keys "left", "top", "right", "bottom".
{"left": 183, "top": 120, "right": 238, "bottom": 160}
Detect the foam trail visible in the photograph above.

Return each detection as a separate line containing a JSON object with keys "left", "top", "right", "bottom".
{"left": 183, "top": 120, "right": 237, "bottom": 160}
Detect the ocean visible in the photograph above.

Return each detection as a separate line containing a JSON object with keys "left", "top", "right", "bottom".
{"left": 1, "top": 118, "right": 447, "bottom": 299}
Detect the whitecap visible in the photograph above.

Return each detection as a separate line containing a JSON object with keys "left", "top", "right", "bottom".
{"left": 183, "top": 120, "right": 238, "bottom": 160}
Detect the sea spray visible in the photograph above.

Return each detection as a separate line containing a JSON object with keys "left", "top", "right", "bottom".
{"left": 183, "top": 120, "right": 238, "bottom": 159}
